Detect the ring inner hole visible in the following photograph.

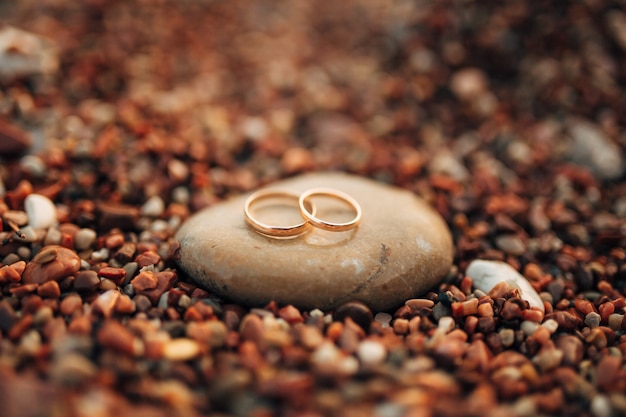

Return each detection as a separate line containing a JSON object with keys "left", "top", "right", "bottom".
{"left": 252, "top": 197, "right": 307, "bottom": 227}
{"left": 306, "top": 195, "right": 355, "bottom": 223}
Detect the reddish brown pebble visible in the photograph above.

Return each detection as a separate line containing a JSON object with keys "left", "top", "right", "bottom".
{"left": 521, "top": 308, "right": 545, "bottom": 323}
{"left": 97, "top": 267, "right": 126, "bottom": 285}
{"left": 59, "top": 294, "right": 83, "bottom": 316}
{"left": 239, "top": 314, "right": 265, "bottom": 347}
{"left": 500, "top": 299, "right": 523, "bottom": 320}
{"left": 140, "top": 270, "right": 177, "bottom": 305}
{"left": 452, "top": 298, "right": 479, "bottom": 318}
{"left": 92, "top": 290, "right": 120, "bottom": 318}
{"left": 477, "top": 302, "right": 494, "bottom": 317}
{"left": 114, "top": 242, "right": 136, "bottom": 263}
{"left": 68, "top": 315, "right": 92, "bottom": 335}
{"left": 406, "top": 298, "right": 435, "bottom": 310}
{"left": 546, "top": 311, "right": 582, "bottom": 331}
{"left": 0, "top": 263, "right": 23, "bottom": 284}
{"left": 37, "top": 280, "right": 60, "bottom": 298}
{"left": 97, "top": 321, "right": 143, "bottom": 356}
{"left": 97, "top": 202, "right": 139, "bottom": 231}
{"left": 115, "top": 294, "right": 136, "bottom": 314}
{"left": 523, "top": 263, "right": 544, "bottom": 281}
{"left": 73, "top": 270, "right": 100, "bottom": 292}
{"left": 0, "top": 120, "right": 31, "bottom": 156}
{"left": 22, "top": 246, "right": 81, "bottom": 284}
{"left": 9, "top": 283, "right": 38, "bottom": 297}
{"left": 187, "top": 321, "right": 228, "bottom": 348}
{"left": 278, "top": 305, "right": 304, "bottom": 325}
{"left": 574, "top": 299, "right": 596, "bottom": 315}
{"left": 135, "top": 250, "right": 161, "bottom": 267}
{"left": 131, "top": 271, "right": 158, "bottom": 292}
{"left": 8, "top": 315, "right": 33, "bottom": 340}
{"left": 556, "top": 335, "right": 583, "bottom": 367}
{"left": 596, "top": 355, "right": 623, "bottom": 392}
{"left": 105, "top": 233, "right": 125, "bottom": 249}
{"left": 598, "top": 302, "right": 615, "bottom": 323}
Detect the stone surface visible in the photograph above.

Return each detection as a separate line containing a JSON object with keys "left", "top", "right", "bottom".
{"left": 175, "top": 173, "right": 454, "bottom": 311}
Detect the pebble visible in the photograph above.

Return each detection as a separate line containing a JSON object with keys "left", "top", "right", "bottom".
{"left": 162, "top": 338, "right": 201, "bottom": 361}
{"left": 141, "top": 195, "right": 165, "bottom": 217}
{"left": 591, "top": 395, "right": 613, "bottom": 417}
{"left": 608, "top": 314, "right": 624, "bottom": 331}
{"left": 334, "top": 301, "right": 373, "bottom": 331}
{"left": 494, "top": 235, "right": 526, "bottom": 256}
{"left": 556, "top": 335, "right": 584, "bottom": 367}
{"left": 584, "top": 312, "right": 601, "bottom": 328}
{"left": 22, "top": 245, "right": 81, "bottom": 284}
{"left": 0, "top": 119, "right": 31, "bottom": 155}
{"left": 24, "top": 193, "right": 57, "bottom": 229}
{"left": 15, "top": 226, "right": 38, "bottom": 242}
{"left": 465, "top": 260, "right": 544, "bottom": 312}
{"left": 449, "top": 67, "right": 488, "bottom": 101}
{"left": 74, "top": 270, "right": 100, "bottom": 292}
{"left": 92, "top": 290, "right": 120, "bottom": 318}
{"left": 566, "top": 119, "right": 624, "bottom": 180}
{"left": 374, "top": 312, "right": 392, "bottom": 328}
{"left": 0, "top": 26, "right": 58, "bottom": 80}
{"left": 357, "top": 340, "right": 387, "bottom": 367}
{"left": 74, "top": 228, "right": 97, "bottom": 251}
{"left": 49, "top": 353, "right": 97, "bottom": 386}
{"left": 175, "top": 173, "right": 454, "bottom": 311}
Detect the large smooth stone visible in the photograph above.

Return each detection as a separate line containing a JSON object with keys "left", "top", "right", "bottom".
{"left": 175, "top": 173, "right": 453, "bottom": 311}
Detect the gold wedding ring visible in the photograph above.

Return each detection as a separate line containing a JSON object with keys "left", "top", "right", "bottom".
{"left": 299, "top": 187, "right": 362, "bottom": 232}
{"left": 244, "top": 189, "right": 316, "bottom": 238}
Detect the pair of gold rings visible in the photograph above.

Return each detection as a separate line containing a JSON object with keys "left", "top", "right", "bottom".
{"left": 244, "top": 187, "right": 362, "bottom": 238}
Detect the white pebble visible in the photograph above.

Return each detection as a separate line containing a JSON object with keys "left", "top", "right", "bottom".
{"left": 541, "top": 319, "right": 559, "bottom": 334}
{"left": 374, "top": 312, "right": 392, "bottom": 328}
{"left": 20, "top": 155, "right": 46, "bottom": 177}
{"left": 171, "top": 186, "right": 190, "bottom": 204}
{"left": 91, "top": 248, "right": 109, "bottom": 262}
{"left": 141, "top": 195, "right": 165, "bottom": 217}
{"left": 466, "top": 260, "right": 545, "bottom": 312}
{"left": 44, "top": 227, "right": 62, "bottom": 245}
{"left": 16, "top": 226, "right": 38, "bottom": 242}
{"left": 357, "top": 340, "right": 387, "bottom": 367}
{"left": 75, "top": 228, "right": 97, "bottom": 251}
{"left": 591, "top": 395, "right": 613, "bottom": 417}
{"left": 521, "top": 320, "right": 539, "bottom": 336}
{"left": 24, "top": 193, "right": 57, "bottom": 229}
{"left": 158, "top": 291, "right": 170, "bottom": 309}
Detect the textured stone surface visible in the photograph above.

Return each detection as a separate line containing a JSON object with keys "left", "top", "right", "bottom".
{"left": 175, "top": 173, "right": 454, "bottom": 311}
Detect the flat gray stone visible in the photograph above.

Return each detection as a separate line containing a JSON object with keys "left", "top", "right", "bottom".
{"left": 175, "top": 173, "right": 453, "bottom": 311}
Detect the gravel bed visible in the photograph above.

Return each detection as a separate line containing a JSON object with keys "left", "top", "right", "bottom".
{"left": 0, "top": 1, "right": 625, "bottom": 416}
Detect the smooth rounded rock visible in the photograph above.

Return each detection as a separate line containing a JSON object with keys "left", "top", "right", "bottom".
{"left": 175, "top": 173, "right": 454, "bottom": 311}
{"left": 24, "top": 193, "right": 57, "bottom": 229}
{"left": 22, "top": 245, "right": 81, "bottom": 285}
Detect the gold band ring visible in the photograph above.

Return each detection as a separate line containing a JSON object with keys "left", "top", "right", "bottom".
{"left": 244, "top": 189, "right": 316, "bottom": 238}
{"left": 299, "top": 188, "right": 362, "bottom": 232}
